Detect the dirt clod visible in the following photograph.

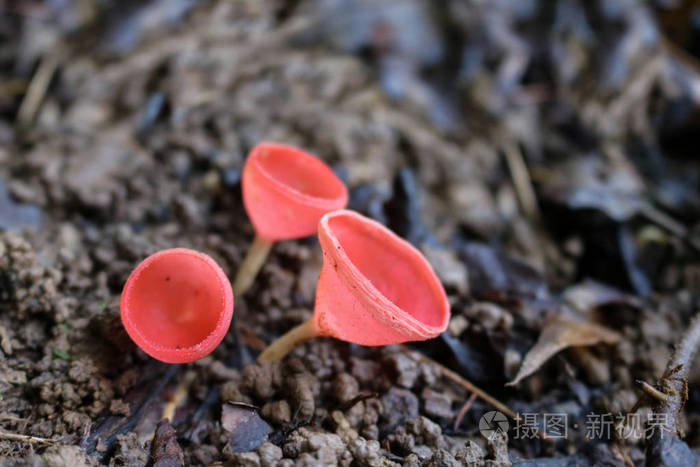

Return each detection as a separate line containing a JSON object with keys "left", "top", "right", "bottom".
{"left": 148, "top": 419, "right": 184, "bottom": 467}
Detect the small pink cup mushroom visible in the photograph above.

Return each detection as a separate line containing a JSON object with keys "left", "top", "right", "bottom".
{"left": 120, "top": 248, "right": 234, "bottom": 363}
{"left": 233, "top": 142, "right": 348, "bottom": 295}
{"left": 258, "top": 210, "right": 450, "bottom": 361}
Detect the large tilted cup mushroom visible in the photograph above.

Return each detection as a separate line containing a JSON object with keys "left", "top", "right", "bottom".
{"left": 233, "top": 142, "right": 348, "bottom": 296}
{"left": 120, "top": 248, "right": 234, "bottom": 363}
{"left": 258, "top": 210, "right": 450, "bottom": 361}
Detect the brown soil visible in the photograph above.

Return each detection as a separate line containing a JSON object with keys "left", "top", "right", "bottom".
{"left": 0, "top": 1, "right": 699, "bottom": 466}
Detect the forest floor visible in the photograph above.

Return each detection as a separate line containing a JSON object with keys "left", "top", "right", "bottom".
{"left": 0, "top": 1, "right": 699, "bottom": 465}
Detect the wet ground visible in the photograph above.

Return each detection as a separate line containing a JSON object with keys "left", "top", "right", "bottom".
{"left": 0, "top": 0, "right": 699, "bottom": 465}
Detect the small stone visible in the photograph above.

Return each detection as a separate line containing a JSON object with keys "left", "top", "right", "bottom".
{"left": 111, "top": 433, "right": 147, "bottom": 466}
{"left": 411, "top": 445, "right": 434, "bottom": 461}
{"left": 261, "top": 400, "right": 291, "bottom": 425}
{"left": 220, "top": 381, "right": 251, "bottom": 405}
{"left": 109, "top": 398, "right": 130, "bottom": 416}
{"left": 421, "top": 388, "right": 453, "bottom": 419}
{"left": 228, "top": 451, "right": 260, "bottom": 466}
{"left": 403, "top": 453, "right": 422, "bottom": 467}
{"left": 332, "top": 373, "right": 359, "bottom": 404}
{"left": 42, "top": 445, "right": 96, "bottom": 467}
{"left": 347, "top": 437, "right": 392, "bottom": 466}
{"left": 286, "top": 373, "right": 315, "bottom": 423}
{"left": 454, "top": 440, "right": 485, "bottom": 465}
{"left": 447, "top": 315, "right": 469, "bottom": 337}
{"left": 486, "top": 431, "right": 510, "bottom": 466}
{"left": 407, "top": 417, "right": 444, "bottom": 448}
{"left": 387, "top": 426, "right": 414, "bottom": 455}
{"left": 380, "top": 388, "right": 419, "bottom": 433}
{"left": 350, "top": 357, "right": 382, "bottom": 386}
{"left": 468, "top": 302, "right": 513, "bottom": 331}
{"left": 385, "top": 353, "right": 419, "bottom": 389}
{"left": 241, "top": 361, "right": 277, "bottom": 399}
{"left": 426, "top": 449, "right": 460, "bottom": 467}
{"left": 257, "top": 442, "right": 283, "bottom": 467}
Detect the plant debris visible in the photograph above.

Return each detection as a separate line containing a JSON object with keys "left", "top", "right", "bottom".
{"left": 0, "top": 0, "right": 699, "bottom": 465}
{"left": 508, "top": 314, "right": 623, "bottom": 386}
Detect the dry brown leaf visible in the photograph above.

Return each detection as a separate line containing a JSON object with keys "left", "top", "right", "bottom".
{"left": 507, "top": 314, "right": 622, "bottom": 386}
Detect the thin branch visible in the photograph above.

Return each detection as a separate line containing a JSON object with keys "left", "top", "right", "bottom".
{"left": 501, "top": 138, "right": 541, "bottom": 224}
{"left": 453, "top": 392, "right": 478, "bottom": 431}
{"left": 637, "top": 380, "right": 671, "bottom": 403}
{"left": 0, "top": 431, "right": 55, "bottom": 445}
{"left": 161, "top": 370, "right": 197, "bottom": 422}
{"left": 647, "top": 312, "right": 700, "bottom": 464}
{"left": 16, "top": 49, "right": 63, "bottom": 126}
{"left": 399, "top": 345, "right": 517, "bottom": 420}
{"left": 399, "top": 345, "right": 554, "bottom": 441}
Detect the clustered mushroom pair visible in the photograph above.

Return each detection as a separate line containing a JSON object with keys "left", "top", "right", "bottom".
{"left": 120, "top": 143, "right": 450, "bottom": 364}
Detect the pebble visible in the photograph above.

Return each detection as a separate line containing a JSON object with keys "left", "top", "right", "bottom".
{"left": 421, "top": 388, "right": 453, "bottom": 419}
{"left": 261, "top": 400, "right": 291, "bottom": 425}
{"left": 384, "top": 353, "right": 419, "bottom": 389}
{"left": 380, "top": 388, "right": 419, "bottom": 433}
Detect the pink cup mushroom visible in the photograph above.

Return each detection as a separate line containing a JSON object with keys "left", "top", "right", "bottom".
{"left": 258, "top": 209, "right": 450, "bottom": 361}
{"left": 120, "top": 248, "right": 234, "bottom": 363}
{"left": 233, "top": 142, "right": 349, "bottom": 296}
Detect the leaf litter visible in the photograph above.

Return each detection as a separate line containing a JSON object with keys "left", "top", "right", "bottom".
{"left": 0, "top": 0, "right": 699, "bottom": 465}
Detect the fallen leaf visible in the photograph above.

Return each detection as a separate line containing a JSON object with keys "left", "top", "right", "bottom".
{"left": 562, "top": 279, "right": 642, "bottom": 313}
{"left": 507, "top": 314, "right": 622, "bottom": 386}
{"left": 457, "top": 241, "right": 549, "bottom": 301}
{"left": 221, "top": 402, "right": 271, "bottom": 453}
{"left": 540, "top": 157, "right": 646, "bottom": 222}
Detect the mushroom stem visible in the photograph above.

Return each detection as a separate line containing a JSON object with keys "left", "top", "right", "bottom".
{"left": 233, "top": 235, "right": 274, "bottom": 296}
{"left": 258, "top": 319, "right": 318, "bottom": 362}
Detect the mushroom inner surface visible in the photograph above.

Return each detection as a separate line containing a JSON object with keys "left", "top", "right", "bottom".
{"left": 257, "top": 145, "right": 344, "bottom": 200}
{"left": 127, "top": 253, "right": 223, "bottom": 348}
{"left": 329, "top": 216, "right": 444, "bottom": 327}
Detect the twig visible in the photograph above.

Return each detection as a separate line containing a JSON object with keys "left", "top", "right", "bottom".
{"left": 661, "top": 35, "right": 700, "bottom": 78}
{"left": 16, "top": 50, "right": 62, "bottom": 126}
{"left": 646, "top": 312, "right": 700, "bottom": 464}
{"left": 0, "top": 431, "right": 55, "bottom": 445}
{"left": 338, "top": 392, "right": 378, "bottom": 412}
{"left": 639, "top": 203, "right": 700, "bottom": 254}
{"left": 453, "top": 392, "right": 478, "bottom": 431}
{"left": 0, "top": 415, "right": 27, "bottom": 423}
{"left": 161, "top": 369, "right": 197, "bottom": 422}
{"left": 501, "top": 138, "right": 541, "bottom": 224}
{"left": 607, "top": 56, "right": 663, "bottom": 127}
{"left": 613, "top": 442, "right": 635, "bottom": 467}
{"left": 399, "top": 345, "right": 552, "bottom": 441}
{"left": 637, "top": 380, "right": 671, "bottom": 403}
{"left": 399, "top": 345, "right": 518, "bottom": 420}
{"left": 102, "top": 16, "right": 312, "bottom": 90}
{"left": 602, "top": 143, "right": 700, "bottom": 254}
{"left": 0, "top": 325, "right": 12, "bottom": 355}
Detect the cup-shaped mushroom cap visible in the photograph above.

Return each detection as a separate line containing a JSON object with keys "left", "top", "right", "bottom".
{"left": 313, "top": 210, "right": 450, "bottom": 345}
{"left": 242, "top": 143, "right": 348, "bottom": 241}
{"left": 120, "top": 248, "right": 234, "bottom": 363}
